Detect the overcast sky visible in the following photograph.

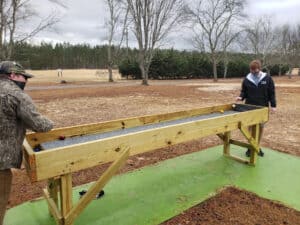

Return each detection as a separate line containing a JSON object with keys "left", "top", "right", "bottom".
{"left": 27, "top": 0, "right": 300, "bottom": 50}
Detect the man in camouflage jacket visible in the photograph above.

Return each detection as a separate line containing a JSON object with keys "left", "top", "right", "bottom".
{"left": 0, "top": 61, "right": 53, "bottom": 225}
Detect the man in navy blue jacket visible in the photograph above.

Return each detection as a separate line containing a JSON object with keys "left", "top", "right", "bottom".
{"left": 236, "top": 60, "right": 276, "bottom": 157}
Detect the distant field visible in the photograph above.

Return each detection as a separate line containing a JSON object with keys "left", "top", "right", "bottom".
{"left": 26, "top": 69, "right": 121, "bottom": 83}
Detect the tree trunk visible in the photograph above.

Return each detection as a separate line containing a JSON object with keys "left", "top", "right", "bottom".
{"left": 278, "top": 64, "right": 282, "bottom": 76}
{"left": 0, "top": 0, "right": 4, "bottom": 60}
{"left": 108, "top": 65, "right": 114, "bottom": 82}
{"left": 141, "top": 66, "right": 149, "bottom": 85}
{"left": 212, "top": 55, "right": 218, "bottom": 82}
{"left": 223, "top": 48, "right": 228, "bottom": 79}
{"left": 224, "top": 65, "right": 228, "bottom": 78}
{"left": 223, "top": 58, "right": 228, "bottom": 79}
{"left": 138, "top": 50, "right": 149, "bottom": 85}
{"left": 7, "top": 0, "right": 17, "bottom": 60}
{"left": 7, "top": 42, "right": 13, "bottom": 60}
{"left": 107, "top": 45, "right": 114, "bottom": 82}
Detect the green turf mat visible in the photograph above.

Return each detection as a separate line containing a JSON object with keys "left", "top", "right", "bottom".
{"left": 5, "top": 146, "right": 300, "bottom": 225}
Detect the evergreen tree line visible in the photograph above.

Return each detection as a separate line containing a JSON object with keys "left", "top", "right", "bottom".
{"left": 12, "top": 42, "right": 132, "bottom": 70}
{"left": 10, "top": 42, "right": 289, "bottom": 78}
{"left": 119, "top": 49, "right": 290, "bottom": 79}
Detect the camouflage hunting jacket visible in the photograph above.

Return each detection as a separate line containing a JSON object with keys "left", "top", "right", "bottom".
{"left": 0, "top": 77, "right": 53, "bottom": 170}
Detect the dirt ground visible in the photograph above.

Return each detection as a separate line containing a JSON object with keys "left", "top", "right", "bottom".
{"left": 8, "top": 75, "right": 300, "bottom": 224}
{"left": 163, "top": 187, "right": 300, "bottom": 225}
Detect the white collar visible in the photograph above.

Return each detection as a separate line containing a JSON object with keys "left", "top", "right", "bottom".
{"left": 246, "top": 72, "right": 266, "bottom": 85}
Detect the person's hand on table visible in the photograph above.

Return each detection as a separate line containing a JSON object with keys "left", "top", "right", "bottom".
{"left": 270, "top": 107, "right": 276, "bottom": 113}
{"left": 236, "top": 97, "right": 242, "bottom": 101}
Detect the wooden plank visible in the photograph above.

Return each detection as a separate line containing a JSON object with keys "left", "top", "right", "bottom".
{"left": 22, "top": 138, "right": 37, "bottom": 181}
{"left": 43, "top": 189, "right": 63, "bottom": 225}
{"left": 225, "top": 155, "right": 249, "bottom": 164}
{"left": 239, "top": 124, "right": 260, "bottom": 153}
{"left": 229, "top": 139, "right": 252, "bottom": 149}
{"left": 26, "top": 104, "right": 233, "bottom": 146}
{"left": 31, "top": 107, "right": 268, "bottom": 181}
{"left": 48, "top": 178, "right": 59, "bottom": 207}
{"left": 216, "top": 133, "right": 224, "bottom": 141}
{"left": 59, "top": 174, "right": 73, "bottom": 221}
{"left": 250, "top": 124, "right": 260, "bottom": 165}
{"left": 23, "top": 138, "right": 35, "bottom": 154}
{"left": 223, "top": 131, "right": 231, "bottom": 155}
{"left": 65, "top": 148, "right": 130, "bottom": 225}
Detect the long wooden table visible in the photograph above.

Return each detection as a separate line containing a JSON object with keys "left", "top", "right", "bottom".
{"left": 23, "top": 103, "right": 269, "bottom": 225}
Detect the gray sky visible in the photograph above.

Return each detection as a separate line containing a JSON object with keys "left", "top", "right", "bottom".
{"left": 28, "top": 0, "right": 300, "bottom": 50}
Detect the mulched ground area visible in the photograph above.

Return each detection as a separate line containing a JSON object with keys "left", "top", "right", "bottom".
{"left": 162, "top": 187, "right": 300, "bottom": 225}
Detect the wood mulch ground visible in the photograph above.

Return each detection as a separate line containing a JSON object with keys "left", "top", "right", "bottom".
{"left": 162, "top": 187, "right": 300, "bottom": 225}
{"left": 8, "top": 76, "right": 300, "bottom": 225}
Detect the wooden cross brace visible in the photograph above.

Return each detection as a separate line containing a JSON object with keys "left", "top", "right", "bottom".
{"left": 217, "top": 123, "right": 260, "bottom": 165}
{"left": 43, "top": 147, "right": 130, "bottom": 225}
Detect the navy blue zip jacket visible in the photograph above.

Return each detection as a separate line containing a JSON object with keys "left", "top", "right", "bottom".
{"left": 239, "top": 72, "right": 276, "bottom": 107}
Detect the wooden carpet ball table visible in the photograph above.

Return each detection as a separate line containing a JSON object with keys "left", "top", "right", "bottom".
{"left": 23, "top": 103, "right": 268, "bottom": 225}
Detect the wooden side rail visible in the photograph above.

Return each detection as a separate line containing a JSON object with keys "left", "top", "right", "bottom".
{"left": 23, "top": 106, "right": 268, "bottom": 182}
{"left": 26, "top": 104, "right": 234, "bottom": 146}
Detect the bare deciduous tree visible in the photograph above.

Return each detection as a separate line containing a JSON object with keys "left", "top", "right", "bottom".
{"left": 185, "top": 0, "right": 246, "bottom": 81}
{"left": 242, "top": 16, "right": 276, "bottom": 71}
{"left": 125, "top": 0, "right": 183, "bottom": 85}
{"left": 105, "top": 0, "right": 128, "bottom": 82}
{"left": 272, "top": 24, "right": 291, "bottom": 76}
{"left": 221, "top": 26, "right": 241, "bottom": 78}
{"left": 0, "top": 0, "right": 60, "bottom": 60}
{"left": 287, "top": 24, "right": 300, "bottom": 74}
{"left": 0, "top": 0, "right": 7, "bottom": 59}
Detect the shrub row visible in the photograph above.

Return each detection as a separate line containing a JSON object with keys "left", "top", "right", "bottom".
{"left": 119, "top": 50, "right": 289, "bottom": 79}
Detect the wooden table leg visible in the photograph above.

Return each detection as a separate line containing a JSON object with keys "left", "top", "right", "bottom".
{"left": 48, "top": 178, "right": 59, "bottom": 212}
{"left": 223, "top": 131, "right": 231, "bottom": 155}
{"left": 60, "top": 173, "right": 73, "bottom": 225}
{"left": 250, "top": 124, "right": 260, "bottom": 165}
